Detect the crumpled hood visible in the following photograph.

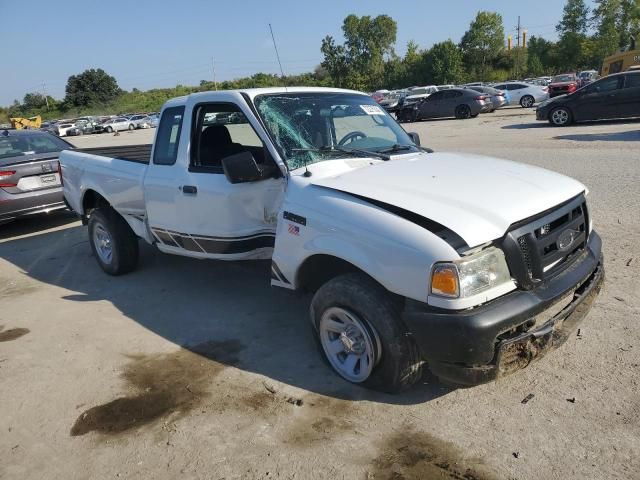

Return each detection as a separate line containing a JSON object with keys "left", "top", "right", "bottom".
{"left": 312, "top": 152, "right": 586, "bottom": 248}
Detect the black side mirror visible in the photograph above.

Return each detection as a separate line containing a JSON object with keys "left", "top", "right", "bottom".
{"left": 407, "top": 132, "right": 421, "bottom": 146}
{"left": 221, "top": 151, "right": 276, "bottom": 184}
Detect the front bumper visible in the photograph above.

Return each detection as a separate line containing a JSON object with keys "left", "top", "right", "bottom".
{"left": 403, "top": 231, "right": 604, "bottom": 386}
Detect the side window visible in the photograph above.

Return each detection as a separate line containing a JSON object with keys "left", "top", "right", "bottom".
{"left": 428, "top": 91, "right": 445, "bottom": 101}
{"left": 494, "top": 84, "right": 506, "bottom": 91}
{"left": 153, "top": 106, "right": 184, "bottom": 165}
{"left": 624, "top": 74, "right": 640, "bottom": 88}
{"left": 592, "top": 76, "right": 621, "bottom": 93}
{"left": 190, "top": 103, "right": 265, "bottom": 172}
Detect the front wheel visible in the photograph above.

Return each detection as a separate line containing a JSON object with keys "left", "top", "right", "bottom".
{"left": 128, "top": 124, "right": 135, "bottom": 130}
{"left": 310, "top": 273, "right": 423, "bottom": 393}
{"left": 105, "top": 126, "right": 113, "bottom": 133}
{"left": 88, "top": 207, "right": 139, "bottom": 275}
{"left": 520, "top": 95, "right": 535, "bottom": 108}
{"left": 549, "top": 107, "right": 572, "bottom": 127}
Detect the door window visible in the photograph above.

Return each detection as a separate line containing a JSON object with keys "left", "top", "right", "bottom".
{"left": 586, "top": 76, "right": 621, "bottom": 94}
{"left": 624, "top": 74, "right": 640, "bottom": 88}
{"left": 190, "top": 103, "right": 266, "bottom": 173}
{"left": 153, "top": 106, "right": 184, "bottom": 165}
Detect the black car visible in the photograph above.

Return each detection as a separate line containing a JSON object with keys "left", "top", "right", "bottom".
{"left": 537, "top": 71, "right": 640, "bottom": 126}
{"left": 0, "top": 129, "right": 73, "bottom": 223}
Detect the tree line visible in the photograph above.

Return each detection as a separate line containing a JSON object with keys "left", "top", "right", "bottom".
{"left": 2, "top": 0, "right": 638, "bottom": 124}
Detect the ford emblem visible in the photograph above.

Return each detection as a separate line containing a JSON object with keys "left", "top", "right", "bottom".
{"left": 557, "top": 229, "right": 577, "bottom": 251}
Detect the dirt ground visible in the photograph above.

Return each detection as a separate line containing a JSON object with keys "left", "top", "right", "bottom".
{"left": 1, "top": 108, "right": 638, "bottom": 480}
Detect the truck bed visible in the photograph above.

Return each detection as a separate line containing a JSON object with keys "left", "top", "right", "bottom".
{"left": 77, "top": 144, "right": 152, "bottom": 164}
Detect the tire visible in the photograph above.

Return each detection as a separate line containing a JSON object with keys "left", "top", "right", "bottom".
{"left": 471, "top": 113, "right": 479, "bottom": 118}
{"left": 549, "top": 106, "right": 573, "bottom": 127}
{"left": 105, "top": 126, "right": 113, "bottom": 133}
{"left": 455, "top": 104, "right": 471, "bottom": 119}
{"left": 128, "top": 124, "right": 134, "bottom": 130}
{"left": 88, "top": 207, "right": 139, "bottom": 275}
{"left": 520, "top": 95, "right": 535, "bottom": 108}
{"left": 310, "top": 273, "right": 423, "bottom": 393}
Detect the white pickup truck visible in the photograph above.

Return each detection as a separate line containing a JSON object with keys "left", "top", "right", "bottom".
{"left": 60, "top": 87, "right": 604, "bottom": 392}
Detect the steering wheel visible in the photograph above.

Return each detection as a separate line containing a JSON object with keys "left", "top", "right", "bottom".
{"left": 338, "top": 131, "right": 367, "bottom": 146}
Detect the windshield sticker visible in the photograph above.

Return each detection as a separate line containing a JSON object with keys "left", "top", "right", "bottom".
{"left": 360, "top": 105, "right": 384, "bottom": 115}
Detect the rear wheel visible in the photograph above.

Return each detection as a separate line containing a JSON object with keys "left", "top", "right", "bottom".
{"left": 549, "top": 107, "right": 572, "bottom": 127}
{"left": 88, "top": 207, "right": 139, "bottom": 275}
{"left": 310, "top": 273, "right": 423, "bottom": 393}
{"left": 520, "top": 95, "right": 535, "bottom": 108}
{"left": 455, "top": 104, "right": 471, "bottom": 119}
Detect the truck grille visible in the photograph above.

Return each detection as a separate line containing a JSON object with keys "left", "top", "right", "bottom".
{"left": 502, "top": 194, "right": 588, "bottom": 289}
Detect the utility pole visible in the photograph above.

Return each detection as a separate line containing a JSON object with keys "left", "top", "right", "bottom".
{"left": 41, "top": 82, "right": 50, "bottom": 111}
{"left": 211, "top": 57, "right": 217, "bottom": 90}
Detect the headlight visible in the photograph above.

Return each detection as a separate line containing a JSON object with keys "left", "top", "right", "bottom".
{"left": 431, "top": 247, "right": 512, "bottom": 298}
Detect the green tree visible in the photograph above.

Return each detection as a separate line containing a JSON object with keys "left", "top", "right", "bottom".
{"left": 556, "top": 0, "right": 590, "bottom": 69}
{"left": 460, "top": 11, "right": 505, "bottom": 80}
{"left": 421, "top": 40, "right": 466, "bottom": 84}
{"left": 528, "top": 36, "right": 560, "bottom": 73}
{"left": 321, "top": 14, "right": 397, "bottom": 90}
{"left": 64, "top": 68, "right": 121, "bottom": 107}
{"left": 592, "top": 0, "right": 622, "bottom": 63}
{"left": 22, "top": 92, "right": 47, "bottom": 110}
{"left": 527, "top": 53, "right": 546, "bottom": 77}
{"left": 618, "top": 0, "right": 640, "bottom": 48}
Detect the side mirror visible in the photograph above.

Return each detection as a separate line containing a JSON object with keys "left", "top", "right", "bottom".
{"left": 407, "top": 132, "right": 421, "bottom": 146}
{"left": 221, "top": 151, "right": 276, "bottom": 184}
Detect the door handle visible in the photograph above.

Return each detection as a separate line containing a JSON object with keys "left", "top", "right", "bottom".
{"left": 181, "top": 185, "right": 197, "bottom": 195}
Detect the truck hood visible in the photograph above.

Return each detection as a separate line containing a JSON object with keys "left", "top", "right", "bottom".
{"left": 312, "top": 152, "right": 586, "bottom": 248}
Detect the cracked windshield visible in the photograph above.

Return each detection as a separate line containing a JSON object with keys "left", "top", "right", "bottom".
{"left": 254, "top": 93, "right": 418, "bottom": 170}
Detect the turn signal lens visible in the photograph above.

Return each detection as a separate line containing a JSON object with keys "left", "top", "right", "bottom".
{"left": 431, "top": 265, "right": 459, "bottom": 298}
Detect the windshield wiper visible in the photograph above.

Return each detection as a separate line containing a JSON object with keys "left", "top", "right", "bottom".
{"left": 377, "top": 144, "right": 415, "bottom": 154}
{"left": 292, "top": 146, "right": 390, "bottom": 161}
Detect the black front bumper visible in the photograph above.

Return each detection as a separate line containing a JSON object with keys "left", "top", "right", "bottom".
{"left": 403, "top": 231, "right": 604, "bottom": 386}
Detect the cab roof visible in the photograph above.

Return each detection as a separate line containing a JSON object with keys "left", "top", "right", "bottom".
{"left": 162, "top": 86, "right": 366, "bottom": 109}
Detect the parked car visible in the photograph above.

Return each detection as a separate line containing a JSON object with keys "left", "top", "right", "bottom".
{"left": 492, "top": 82, "right": 549, "bottom": 107}
{"left": 60, "top": 87, "right": 603, "bottom": 391}
{"left": 464, "top": 86, "right": 508, "bottom": 111}
{"left": 578, "top": 70, "right": 599, "bottom": 88}
{"left": 378, "top": 90, "right": 407, "bottom": 113}
{"left": 435, "top": 84, "right": 455, "bottom": 90}
{"left": 56, "top": 122, "right": 77, "bottom": 137}
{"left": 101, "top": 117, "right": 135, "bottom": 133}
{"left": 399, "top": 88, "right": 492, "bottom": 121}
{"left": 128, "top": 114, "right": 151, "bottom": 129}
{"left": 0, "top": 129, "right": 73, "bottom": 223}
{"left": 548, "top": 73, "right": 578, "bottom": 98}
{"left": 536, "top": 71, "right": 640, "bottom": 126}
{"left": 403, "top": 85, "right": 438, "bottom": 106}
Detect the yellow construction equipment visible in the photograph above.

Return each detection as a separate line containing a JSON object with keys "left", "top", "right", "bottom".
{"left": 602, "top": 49, "right": 640, "bottom": 76}
{"left": 9, "top": 115, "right": 42, "bottom": 129}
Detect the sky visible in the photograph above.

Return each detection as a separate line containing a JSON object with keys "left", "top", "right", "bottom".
{"left": 1, "top": 0, "right": 596, "bottom": 106}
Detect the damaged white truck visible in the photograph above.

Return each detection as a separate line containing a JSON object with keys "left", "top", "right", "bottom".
{"left": 60, "top": 87, "right": 604, "bottom": 392}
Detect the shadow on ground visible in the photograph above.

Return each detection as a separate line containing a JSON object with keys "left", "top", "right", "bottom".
{"left": 554, "top": 130, "right": 640, "bottom": 142}
{"left": 0, "top": 215, "right": 450, "bottom": 406}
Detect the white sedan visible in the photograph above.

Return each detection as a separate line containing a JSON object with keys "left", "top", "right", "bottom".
{"left": 492, "top": 82, "right": 549, "bottom": 108}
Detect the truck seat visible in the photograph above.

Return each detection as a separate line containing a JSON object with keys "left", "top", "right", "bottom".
{"left": 199, "top": 125, "right": 244, "bottom": 167}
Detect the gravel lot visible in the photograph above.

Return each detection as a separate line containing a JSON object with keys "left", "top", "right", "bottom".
{"left": 1, "top": 108, "right": 638, "bottom": 480}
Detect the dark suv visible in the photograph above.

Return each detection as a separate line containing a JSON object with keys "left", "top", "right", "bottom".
{"left": 0, "top": 129, "right": 73, "bottom": 223}
{"left": 536, "top": 71, "right": 640, "bottom": 126}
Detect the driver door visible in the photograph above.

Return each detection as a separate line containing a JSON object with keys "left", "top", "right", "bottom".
{"left": 572, "top": 76, "right": 622, "bottom": 121}
{"left": 143, "top": 99, "right": 286, "bottom": 260}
